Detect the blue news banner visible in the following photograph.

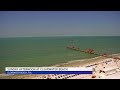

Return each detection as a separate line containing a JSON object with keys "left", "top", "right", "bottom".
{"left": 5, "top": 67, "right": 93, "bottom": 74}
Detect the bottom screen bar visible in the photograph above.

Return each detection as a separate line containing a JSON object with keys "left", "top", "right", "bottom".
{"left": 6, "top": 71, "right": 92, "bottom": 74}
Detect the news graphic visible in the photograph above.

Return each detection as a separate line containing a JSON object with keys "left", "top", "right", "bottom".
{"left": 5, "top": 67, "right": 93, "bottom": 74}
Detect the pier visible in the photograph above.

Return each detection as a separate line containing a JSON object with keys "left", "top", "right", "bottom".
{"left": 66, "top": 46, "right": 120, "bottom": 60}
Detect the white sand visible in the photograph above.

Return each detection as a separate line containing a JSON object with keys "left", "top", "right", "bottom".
{"left": 1, "top": 53, "right": 120, "bottom": 79}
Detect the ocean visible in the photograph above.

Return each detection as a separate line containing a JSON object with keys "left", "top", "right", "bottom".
{"left": 0, "top": 36, "right": 120, "bottom": 73}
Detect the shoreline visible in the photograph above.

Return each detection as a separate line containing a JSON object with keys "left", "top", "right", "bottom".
{"left": 51, "top": 53, "right": 120, "bottom": 67}
{"left": 0, "top": 53, "right": 120, "bottom": 79}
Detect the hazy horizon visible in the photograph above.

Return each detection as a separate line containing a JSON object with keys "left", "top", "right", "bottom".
{"left": 0, "top": 11, "right": 120, "bottom": 37}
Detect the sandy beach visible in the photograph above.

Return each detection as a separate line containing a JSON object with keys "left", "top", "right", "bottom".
{"left": 1, "top": 53, "right": 120, "bottom": 79}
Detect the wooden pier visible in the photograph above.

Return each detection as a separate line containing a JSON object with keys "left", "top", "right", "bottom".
{"left": 66, "top": 46, "right": 120, "bottom": 60}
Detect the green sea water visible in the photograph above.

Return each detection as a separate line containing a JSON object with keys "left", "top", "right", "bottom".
{"left": 0, "top": 36, "right": 120, "bottom": 73}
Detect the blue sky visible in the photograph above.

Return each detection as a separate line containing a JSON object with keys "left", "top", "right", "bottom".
{"left": 0, "top": 11, "right": 120, "bottom": 37}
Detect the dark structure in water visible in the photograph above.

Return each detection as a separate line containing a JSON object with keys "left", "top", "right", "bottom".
{"left": 66, "top": 46, "right": 120, "bottom": 60}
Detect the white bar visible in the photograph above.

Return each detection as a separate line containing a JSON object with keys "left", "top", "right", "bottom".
{"left": 5, "top": 67, "right": 92, "bottom": 71}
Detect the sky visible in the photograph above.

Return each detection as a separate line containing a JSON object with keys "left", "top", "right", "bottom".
{"left": 0, "top": 11, "right": 120, "bottom": 37}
